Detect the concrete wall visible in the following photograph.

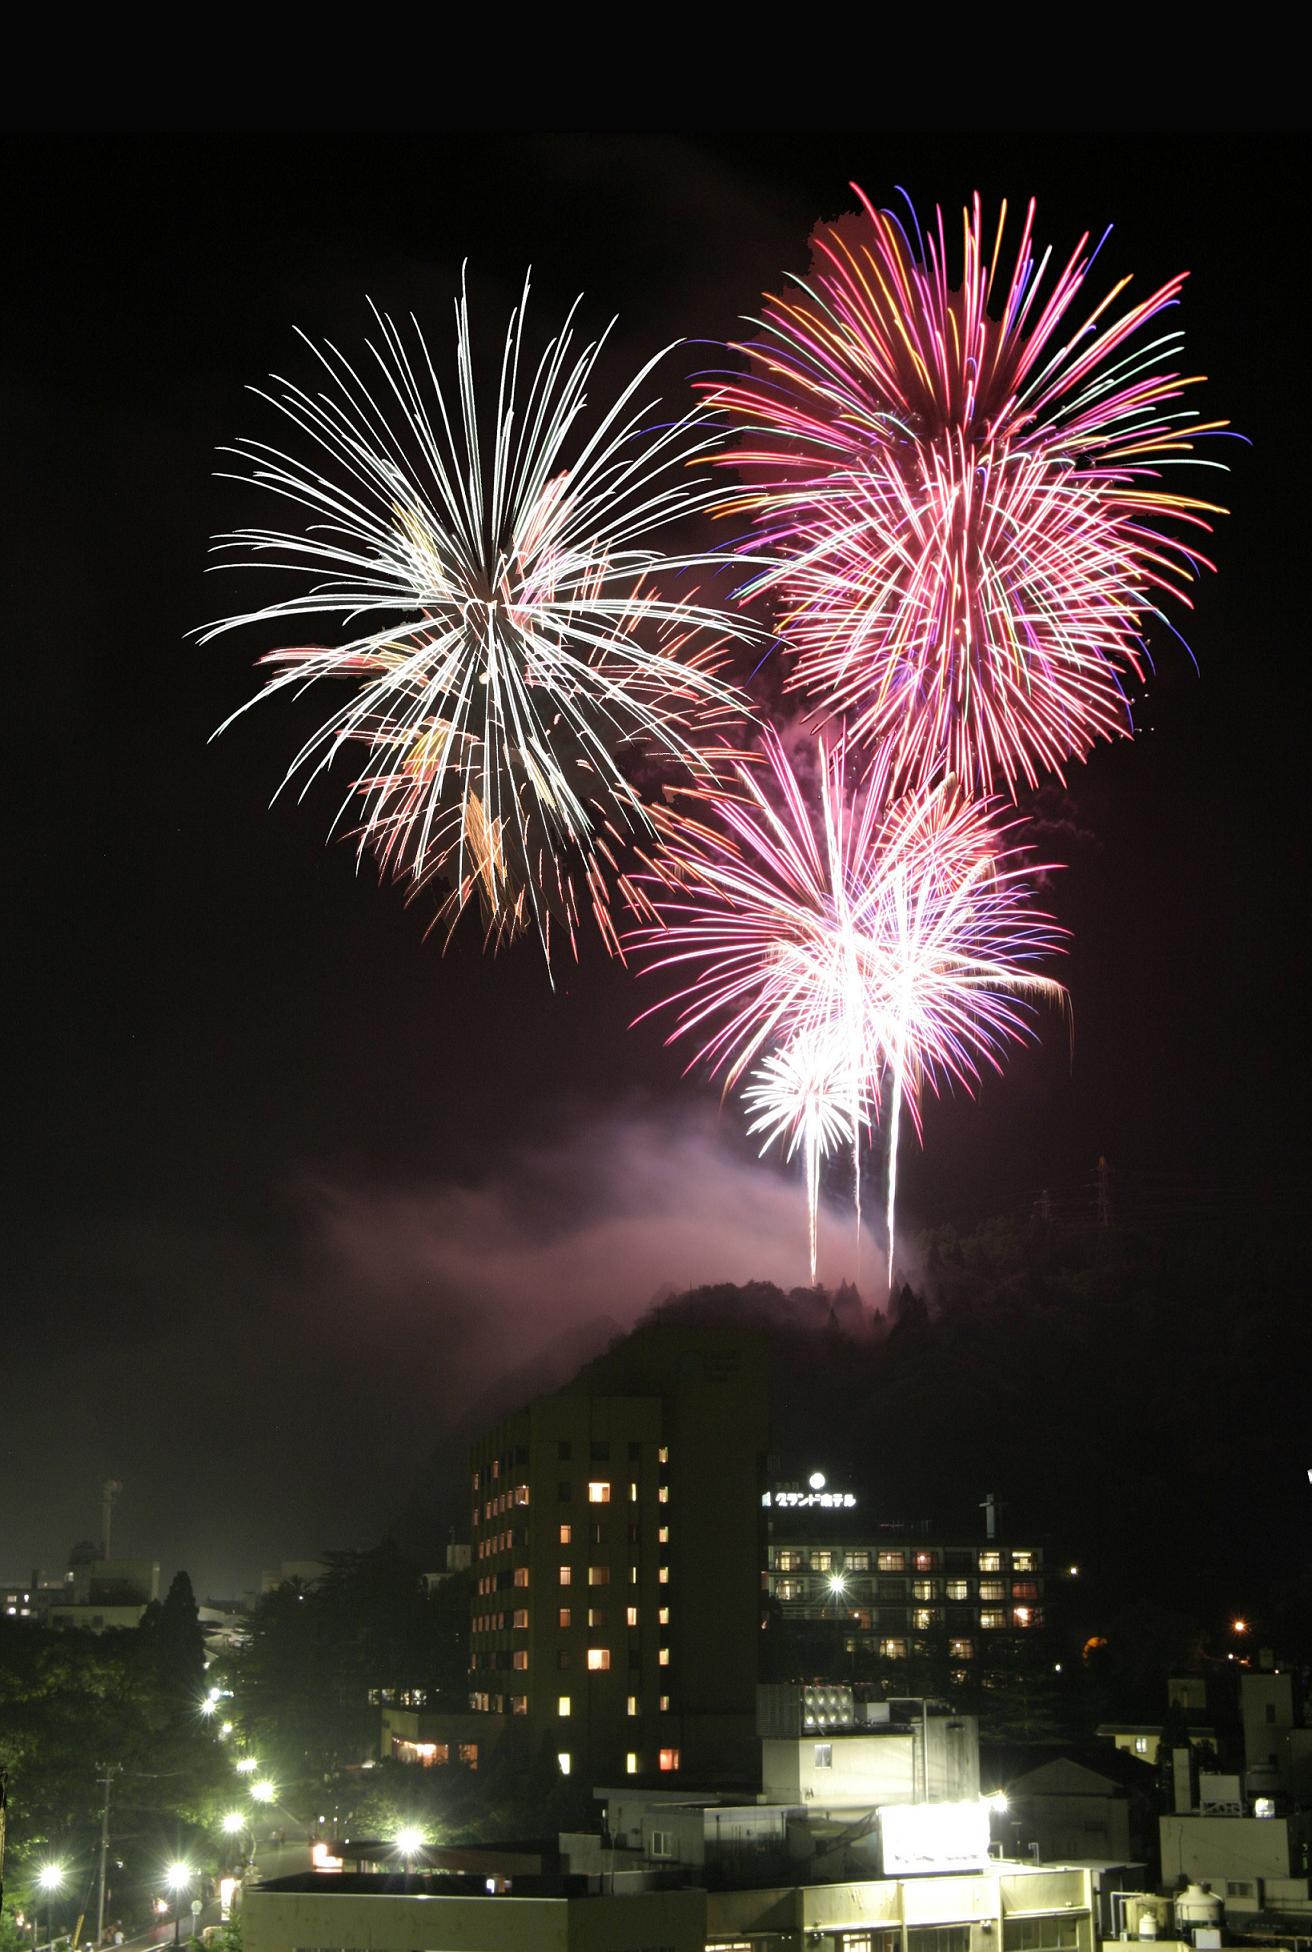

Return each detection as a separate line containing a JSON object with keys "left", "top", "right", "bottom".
{"left": 1160, "top": 1814, "right": 1305, "bottom": 1882}
{"left": 764, "top": 1731, "right": 918, "bottom": 1806}
{"left": 244, "top": 1884, "right": 707, "bottom": 1952}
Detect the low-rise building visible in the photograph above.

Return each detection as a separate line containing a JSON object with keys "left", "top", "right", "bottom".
{"left": 243, "top": 1858, "right": 1097, "bottom": 1952}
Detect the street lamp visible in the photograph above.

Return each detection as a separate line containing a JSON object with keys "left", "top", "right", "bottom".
{"left": 250, "top": 1779, "right": 276, "bottom": 1804}
{"left": 166, "top": 1864, "right": 192, "bottom": 1947}
{"left": 35, "top": 1863, "right": 65, "bottom": 1952}
{"left": 394, "top": 1827, "right": 425, "bottom": 1889}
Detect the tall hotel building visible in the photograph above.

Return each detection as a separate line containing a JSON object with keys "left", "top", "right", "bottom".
{"left": 467, "top": 1322, "right": 768, "bottom": 1786}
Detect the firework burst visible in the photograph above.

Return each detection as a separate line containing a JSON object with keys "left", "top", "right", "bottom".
{"left": 201, "top": 276, "right": 757, "bottom": 961}
{"left": 708, "top": 189, "right": 1230, "bottom": 793}
{"left": 632, "top": 728, "right": 1066, "bottom": 1282}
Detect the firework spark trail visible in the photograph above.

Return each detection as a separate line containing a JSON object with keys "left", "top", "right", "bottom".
{"left": 706, "top": 188, "right": 1230, "bottom": 794}
{"left": 200, "top": 275, "right": 760, "bottom": 963}
{"left": 632, "top": 728, "right": 1066, "bottom": 1285}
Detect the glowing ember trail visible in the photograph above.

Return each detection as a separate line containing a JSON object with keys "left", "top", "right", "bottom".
{"left": 632, "top": 729, "right": 1067, "bottom": 1284}
{"left": 201, "top": 276, "right": 758, "bottom": 963}
{"left": 708, "top": 188, "right": 1230, "bottom": 794}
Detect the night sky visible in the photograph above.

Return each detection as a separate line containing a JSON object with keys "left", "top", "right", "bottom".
{"left": 4, "top": 135, "right": 1302, "bottom": 1599}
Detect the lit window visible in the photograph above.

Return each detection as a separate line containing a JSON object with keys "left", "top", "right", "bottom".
{"left": 914, "top": 1550, "right": 939, "bottom": 1571}
{"left": 658, "top": 1526, "right": 669, "bottom": 1544}
{"left": 658, "top": 1567, "right": 670, "bottom": 1585}
{"left": 979, "top": 1551, "right": 1002, "bottom": 1572}
{"left": 912, "top": 1579, "right": 939, "bottom": 1600}
{"left": 1134, "top": 1735, "right": 1149, "bottom": 1756}
{"left": 588, "top": 1482, "right": 611, "bottom": 1504}
{"left": 811, "top": 1550, "right": 832, "bottom": 1573}
{"left": 657, "top": 1446, "right": 669, "bottom": 1464}
{"left": 626, "top": 1751, "right": 638, "bottom": 1774}
{"left": 626, "top": 1606, "right": 639, "bottom": 1626}
{"left": 657, "top": 1486, "right": 669, "bottom": 1504}
{"left": 458, "top": 1742, "right": 479, "bottom": 1768}
{"left": 1012, "top": 1581, "right": 1039, "bottom": 1600}
{"left": 1012, "top": 1551, "right": 1035, "bottom": 1572}
{"left": 513, "top": 1609, "right": 528, "bottom": 1629}
{"left": 946, "top": 1579, "right": 970, "bottom": 1601}
{"left": 629, "top": 1565, "right": 638, "bottom": 1584}
{"left": 588, "top": 1566, "right": 609, "bottom": 1586}
{"left": 473, "top": 1470, "right": 481, "bottom": 1490}
{"left": 513, "top": 1567, "right": 529, "bottom": 1588}
{"left": 587, "top": 1607, "right": 607, "bottom": 1627}
{"left": 558, "top": 1607, "right": 571, "bottom": 1628}
{"left": 776, "top": 1579, "right": 802, "bottom": 1600}
{"left": 659, "top": 1694, "right": 670, "bottom": 1712}
{"left": 980, "top": 1609, "right": 1006, "bottom": 1630}
{"left": 513, "top": 1650, "right": 528, "bottom": 1670}
{"left": 815, "top": 1743, "right": 833, "bottom": 1767}
{"left": 658, "top": 1647, "right": 670, "bottom": 1666}
{"left": 559, "top": 1567, "right": 572, "bottom": 1586}
{"left": 846, "top": 1550, "right": 869, "bottom": 1572}
{"left": 880, "top": 1637, "right": 907, "bottom": 1659}
{"left": 559, "top": 1524, "right": 572, "bottom": 1544}
{"left": 777, "top": 1549, "right": 803, "bottom": 1572}
{"left": 627, "top": 1694, "right": 639, "bottom": 1716}
{"left": 659, "top": 1747, "right": 680, "bottom": 1771}
{"left": 658, "top": 1606, "right": 670, "bottom": 1625}
{"left": 949, "top": 1638, "right": 974, "bottom": 1659}
{"left": 1013, "top": 1606, "right": 1039, "bottom": 1628}
{"left": 587, "top": 1648, "right": 611, "bottom": 1671}
{"left": 491, "top": 1459, "right": 500, "bottom": 1479}
{"left": 557, "top": 1751, "right": 571, "bottom": 1774}
{"left": 558, "top": 1696, "right": 571, "bottom": 1717}
{"left": 629, "top": 1482, "right": 638, "bottom": 1502}
{"left": 510, "top": 1693, "right": 528, "bottom": 1714}
{"left": 878, "top": 1551, "right": 905, "bottom": 1572}
{"left": 979, "top": 1580, "right": 1006, "bottom": 1601}
{"left": 515, "top": 1484, "right": 530, "bottom": 1506}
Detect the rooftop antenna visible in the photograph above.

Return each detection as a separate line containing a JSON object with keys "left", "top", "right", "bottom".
{"left": 102, "top": 1479, "right": 123, "bottom": 1560}
{"left": 980, "top": 1491, "right": 997, "bottom": 1541}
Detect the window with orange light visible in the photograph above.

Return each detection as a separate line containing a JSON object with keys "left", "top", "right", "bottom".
{"left": 658, "top": 1747, "right": 680, "bottom": 1771}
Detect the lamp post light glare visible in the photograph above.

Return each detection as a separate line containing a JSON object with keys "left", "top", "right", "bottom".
{"left": 235, "top": 1757, "right": 258, "bottom": 1775}
{"left": 165, "top": 1865, "right": 192, "bottom": 1949}
{"left": 828, "top": 1573, "right": 847, "bottom": 1595}
{"left": 222, "top": 1813, "right": 245, "bottom": 1835}
{"left": 34, "top": 1863, "right": 65, "bottom": 1952}
{"left": 251, "top": 1779, "right": 277, "bottom": 1804}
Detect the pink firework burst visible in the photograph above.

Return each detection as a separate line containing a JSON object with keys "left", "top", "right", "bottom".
{"left": 631, "top": 728, "right": 1067, "bottom": 1283}
{"left": 709, "top": 189, "right": 1231, "bottom": 794}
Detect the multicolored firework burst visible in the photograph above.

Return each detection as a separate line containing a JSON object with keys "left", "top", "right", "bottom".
{"left": 201, "top": 277, "right": 758, "bottom": 962}
{"left": 632, "top": 729, "right": 1066, "bottom": 1281}
{"left": 708, "top": 188, "right": 1230, "bottom": 794}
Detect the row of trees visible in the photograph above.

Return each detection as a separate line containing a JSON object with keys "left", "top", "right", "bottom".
{"left": 0, "top": 1572, "right": 227, "bottom": 1943}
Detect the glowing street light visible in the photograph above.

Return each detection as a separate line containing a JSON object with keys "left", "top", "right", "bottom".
{"left": 234, "top": 1757, "right": 258, "bottom": 1775}
{"left": 199, "top": 1698, "right": 217, "bottom": 1718}
{"left": 250, "top": 1779, "right": 277, "bottom": 1804}
{"left": 221, "top": 1813, "right": 245, "bottom": 1836}
{"left": 1233, "top": 1617, "right": 1249, "bottom": 1634}
{"left": 988, "top": 1791, "right": 1009, "bottom": 1813}
{"left": 394, "top": 1827, "right": 425, "bottom": 1882}
{"left": 165, "top": 1865, "right": 192, "bottom": 1947}
{"left": 33, "top": 1864, "right": 65, "bottom": 1952}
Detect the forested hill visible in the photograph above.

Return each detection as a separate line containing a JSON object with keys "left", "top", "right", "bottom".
{"left": 634, "top": 1209, "right": 1308, "bottom": 1651}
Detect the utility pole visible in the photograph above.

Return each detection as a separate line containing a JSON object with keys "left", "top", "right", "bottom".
{"left": 95, "top": 1765, "right": 119, "bottom": 1944}
{"left": 101, "top": 1482, "right": 122, "bottom": 1561}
